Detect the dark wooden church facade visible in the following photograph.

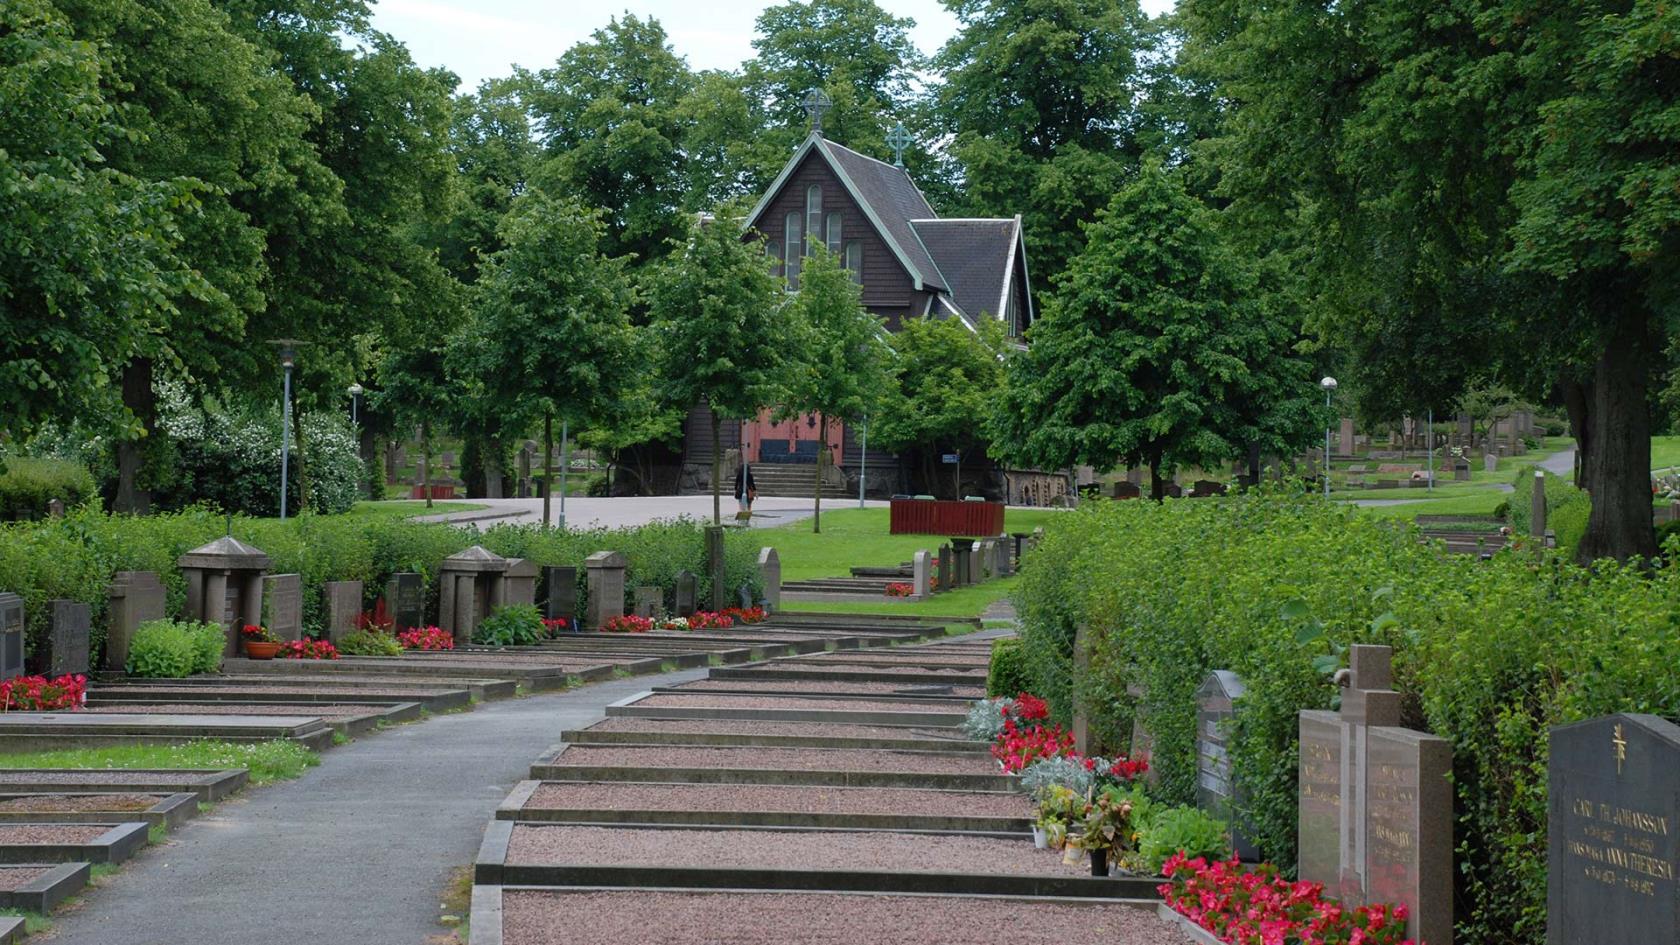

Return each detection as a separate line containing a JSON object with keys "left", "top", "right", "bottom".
{"left": 665, "top": 129, "right": 1037, "bottom": 500}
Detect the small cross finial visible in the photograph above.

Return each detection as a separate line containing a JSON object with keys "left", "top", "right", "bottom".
{"left": 887, "top": 121, "right": 913, "bottom": 167}
{"left": 803, "top": 89, "right": 833, "bottom": 136}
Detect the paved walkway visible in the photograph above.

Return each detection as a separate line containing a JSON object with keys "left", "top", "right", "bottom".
{"left": 411, "top": 495, "right": 890, "bottom": 530}
{"left": 45, "top": 669, "right": 703, "bottom": 945}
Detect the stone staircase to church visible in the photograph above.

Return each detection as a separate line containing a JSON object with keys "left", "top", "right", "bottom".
{"left": 745, "top": 462, "right": 851, "bottom": 499}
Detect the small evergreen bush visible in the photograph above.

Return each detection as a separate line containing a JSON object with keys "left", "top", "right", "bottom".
{"left": 127, "top": 619, "right": 223, "bottom": 677}
{"left": 986, "top": 637, "right": 1031, "bottom": 697}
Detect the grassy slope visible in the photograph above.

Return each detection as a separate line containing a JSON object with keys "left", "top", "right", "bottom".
{"left": 0, "top": 740, "right": 320, "bottom": 786}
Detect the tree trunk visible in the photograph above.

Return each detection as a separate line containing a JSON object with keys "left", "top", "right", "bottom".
{"left": 710, "top": 411, "right": 723, "bottom": 526}
{"left": 113, "top": 359, "right": 155, "bottom": 514}
{"left": 421, "top": 420, "right": 432, "bottom": 509}
{"left": 483, "top": 437, "right": 505, "bottom": 499}
{"left": 290, "top": 385, "right": 310, "bottom": 513}
{"left": 542, "top": 414, "right": 554, "bottom": 529}
{"left": 812, "top": 413, "right": 825, "bottom": 534}
{"left": 1149, "top": 462, "right": 1165, "bottom": 502}
{"left": 1572, "top": 302, "right": 1658, "bottom": 564}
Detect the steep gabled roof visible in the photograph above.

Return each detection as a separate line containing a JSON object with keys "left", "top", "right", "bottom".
{"left": 911, "top": 217, "right": 1020, "bottom": 322}
{"left": 743, "top": 133, "right": 948, "bottom": 292}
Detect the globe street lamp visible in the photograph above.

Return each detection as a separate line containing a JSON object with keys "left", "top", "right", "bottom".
{"left": 1321, "top": 377, "right": 1339, "bottom": 498}
{"left": 347, "top": 383, "right": 363, "bottom": 426}
{"left": 267, "top": 340, "right": 306, "bottom": 520}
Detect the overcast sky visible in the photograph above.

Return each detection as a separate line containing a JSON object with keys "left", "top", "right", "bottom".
{"left": 370, "top": 0, "right": 1178, "bottom": 93}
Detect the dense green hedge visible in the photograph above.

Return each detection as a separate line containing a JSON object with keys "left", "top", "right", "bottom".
{"left": 0, "top": 457, "right": 97, "bottom": 520}
{"left": 1013, "top": 492, "right": 1680, "bottom": 945}
{"left": 0, "top": 508, "right": 765, "bottom": 667}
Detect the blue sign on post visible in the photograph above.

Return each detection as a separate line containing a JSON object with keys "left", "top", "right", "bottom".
{"left": 941, "top": 454, "right": 959, "bottom": 464}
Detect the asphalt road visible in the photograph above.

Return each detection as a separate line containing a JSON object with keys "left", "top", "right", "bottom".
{"left": 42, "top": 668, "right": 703, "bottom": 945}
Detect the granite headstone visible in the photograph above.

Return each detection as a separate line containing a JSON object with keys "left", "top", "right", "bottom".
{"left": 1196, "top": 670, "right": 1259, "bottom": 860}
{"left": 541, "top": 566, "right": 577, "bottom": 624}
{"left": 584, "top": 551, "right": 627, "bottom": 630}
{"left": 757, "top": 547, "right": 780, "bottom": 612}
{"left": 47, "top": 599, "right": 91, "bottom": 677}
{"left": 388, "top": 572, "right": 423, "bottom": 632}
{"left": 263, "top": 574, "right": 304, "bottom": 643}
{"left": 673, "top": 571, "right": 698, "bottom": 617}
{"left": 324, "top": 581, "right": 362, "bottom": 644}
{"left": 912, "top": 550, "right": 932, "bottom": 598}
{"left": 106, "top": 571, "right": 165, "bottom": 671}
{"left": 0, "top": 594, "right": 23, "bottom": 680}
{"left": 633, "top": 586, "right": 662, "bottom": 619}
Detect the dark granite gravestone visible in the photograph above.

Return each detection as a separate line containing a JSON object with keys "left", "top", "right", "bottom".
{"left": 262, "top": 574, "right": 303, "bottom": 643}
{"left": 1548, "top": 713, "right": 1680, "bottom": 945}
{"left": 1196, "top": 670, "right": 1259, "bottom": 860}
{"left": 0, "top": 594, "right": 24, "bottom": 680}
{"left": 948, "top": 540, "right": 970, "bottom": 588}
{"left": 323, "top": 581, "right": 362, "bottom": 645}
{"left": 106, "top": 571, "right": 165, "bottom": 671}
{"left": 1298, "top": 645, "right": 1452, "bottom": 945}
{"left": 937, "top": 545, "right": 952, "bottom": 591}
{"left": 387, "top": 573, "right": 423, "bottom": 631}
{"left": 633, "top": 586, "right": 662, "bottom": 619}
{"left": 541, "top": 566, "right": 578, "bottom": 624}
{"left": 47, "top": 600, "right": 91, "bottom": 676}
{"left": 1111, "top": 481, "right": 1142, "bottom": 500}
{"left": 705, "top": 526, "right": 726, "bottom": 611}
{"left": 673, "top": 571, "right": 697, "bottom": 617}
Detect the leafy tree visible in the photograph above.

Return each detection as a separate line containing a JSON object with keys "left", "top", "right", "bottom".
{"left": 472, "top": 193, "right": 639, "bottom": 527}
{"left": 782, "top": 248, "right": 897, "bottom": 532}
{"left": 990, "top": 166, "right": 1315, "bottom": 499}
{"left": 523, "top": 15, "right": 694, "bottom": 264}
{"left": 873, "top": 317, "right": 1006, "bottom": 498}
{"left": 427, "top": 77, "right": 539, "bottom": 285}
{"left": 0, "top": 0, "right": 207, "bottom": 447}
{"left": 645, "top": 214, "right": 790, "bottom": 524}
{"left": 933, "top": 0, "right": 1153, "bottom": 281}
{"left": 371, "top": 344, "right": 454, "bottom": 508}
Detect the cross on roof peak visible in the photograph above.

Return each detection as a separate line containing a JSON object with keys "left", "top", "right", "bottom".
{"left": 887, "top": 121, "right": 913, "bottom": 168}
{"left": 803, "top": 89, "right": 833, "bottom": 137}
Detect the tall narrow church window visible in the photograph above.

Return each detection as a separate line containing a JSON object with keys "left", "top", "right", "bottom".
{"left": 784, "top": 211, "right": 802, "bottom": 287}
{"left": 767, "top": 241, "right": 783, "bottom": 279}
{"left": 826, "top": 213, "right": 843, "bottom": 254}
{"left": 805, "top": 185, "right": 823, "bottom": 254}
{"left": 844, "top": 241, "right": 862, "bottom": 284}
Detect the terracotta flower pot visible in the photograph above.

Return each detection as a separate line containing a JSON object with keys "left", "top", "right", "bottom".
{"left": 244, "top": 641, "right": 282, "bottom": 660}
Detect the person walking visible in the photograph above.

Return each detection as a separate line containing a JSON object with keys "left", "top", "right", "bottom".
{"left": 734, "top": 461, "right": 757, "bottom": 518}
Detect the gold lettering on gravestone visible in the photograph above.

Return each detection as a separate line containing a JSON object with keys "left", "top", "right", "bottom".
{"left": 1561, "top": 794, "right": 1677, "bottom": 898}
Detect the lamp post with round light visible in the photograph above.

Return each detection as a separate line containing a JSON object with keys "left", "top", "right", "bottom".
{"left": 1320, "top": 377, "right": 1338, "bottom": 498}
{"left": 266, "top": 340, "right": 306, "bottom": 521}
{"left": 347, "top": 383, "right": 363, "bottom": 426}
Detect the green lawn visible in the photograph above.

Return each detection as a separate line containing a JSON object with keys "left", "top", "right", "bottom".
{"left": 0, "top": 739, "right": 320, "bottom": 786}
{"left": 1652, "top": 436, "right": 1680, "bottom": 472}
{"left": 1354, "top": 491, "right": 1511, "bottom": 519}
{"left": 347, "top": 500, "right": 489, "bottom": 519}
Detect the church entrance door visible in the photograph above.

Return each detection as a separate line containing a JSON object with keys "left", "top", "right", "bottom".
{"left": 743, "top": 410, "right": 844, "bottom": 464}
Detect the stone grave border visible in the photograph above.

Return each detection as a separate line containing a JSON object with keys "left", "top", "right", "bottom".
{"left": 0, "top": 862, "right": 89, "bottom": 914}
{"left": 88, "top": 684, "right": 472, "bottom": 714}
{"left": 0, "top": 821, "right": 149, "bottom": 864}
{"left": 559, "top": 726, "right": 985, "bottom": 752}
{"left": 0, "top": 792, "right": 198, "bottom": 829}
{"left": 111, "top": 674, "right": 518, "bottom": 702}
{"left": 0, "top": 769, "right": 246, "bottom": 803}
{"left": 709, "top": 667, "right": 984, "bottom": 686}
{"left": 529, "top": 753, "right": 1011, "bottom": 793}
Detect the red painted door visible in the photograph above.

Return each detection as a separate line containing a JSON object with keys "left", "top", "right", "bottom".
{"left": 744, "top": 410, "right": 844, "bottom": 463}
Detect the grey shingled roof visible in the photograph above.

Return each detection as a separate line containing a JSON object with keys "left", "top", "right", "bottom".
{"left": 911, "top": 218, "right": 1018, "bottom": 321}
{"left": 817, "top": 139, "right": 948, "bottom": 292}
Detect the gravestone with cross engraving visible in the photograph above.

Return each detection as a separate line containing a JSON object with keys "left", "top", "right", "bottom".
{"left": 1298, "top": 646, "right": 1452, "bottom": 945}
{"left": 1548, "top": 713, "right": 1680, "bottom": 944}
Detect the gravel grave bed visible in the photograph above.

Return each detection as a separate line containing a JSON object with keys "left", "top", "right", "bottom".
{"left": 635, "top": 694, "right": 963, "bottom": 713}
{"left": 0, "top": 771, "right": 222, "bottom": 785}
{"left": 0, "top": 794, "right": 162, "bottom": 813}
{"left": 525, "top": 782, "right": 1030, "bottom": 817}
{"left": 796, "top": 652, "right": 991, "bottom": 663}
{"left": 0, "top": 868, "right": 52, "bottom": 890}
{"left": 501, "top": 889, "right": 1188, "bottom": 945}
{"left": 0, "top": 825, "right": 110, "bottom": 844}
{"left": 83, "top": 704, "right": 379, "bottom": 719}
{"left": 551, "top": 746, "right": 1000, "bottom": 774}
{"left": 94, "top": 685, "right": 450, "bottom": 697}
{"left": 506, "top": 825, "right": 1085, "bottom": 877}
{"left": 755, "top": 663, "right": 986, "bottom": 676}
{"left": 583, "top": 718, "right": 976, "bottom": 742}
{"left": 675, "top": 679, "right": 984, "bottom": 697}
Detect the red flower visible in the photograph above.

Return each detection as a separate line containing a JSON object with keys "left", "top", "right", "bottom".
{"left": 397, "top": 626, "right": 454, "bottom": 650}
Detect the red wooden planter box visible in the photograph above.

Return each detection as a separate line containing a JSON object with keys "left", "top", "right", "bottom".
{"left": 889, "top": 499, "right": 1005, "bottom": 537}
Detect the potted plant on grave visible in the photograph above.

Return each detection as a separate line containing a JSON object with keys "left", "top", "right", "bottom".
{"left": 1033, "top": 783, "right": 1081, "bottom": 850}
{"left": 240, "top": 624, "right": 282, "bottom": 660}
{"left": 1075, "top": 787, "right": 1139, "bottom": 877}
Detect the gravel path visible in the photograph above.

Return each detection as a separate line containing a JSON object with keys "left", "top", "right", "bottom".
{"left": 550, "top": 746, "right": 1000, "bottom": 774}
{"left": 636, "top": 694, "right": 963, "bottom": 713}
{"left": 0, "top": 794, "right": 161, "bottom": 813}
{"left": 583, "top": 718, "right": 976, "bottom": 742}
{"left": 525, "top": 782, "right": 1031, "bottom": 817}
{"left": 0, "top": 867, "right": 51, "bottom": 889}
{"left": 507, "top": 824, "right": 1082, "bottom": 877}
{"left": 0, "top": 825, "right": 110, "bottom": 843}
{"left": 674, "top": 679, "right": 985, "bottom": 697}
{"left": 0, "top": 771, "right": 224, "bottom": 785}
{"left": 501, "top": 889, "right": 1189, "bottom": 945}
{"left": 37, "top": 667, "right": 708, "bottom": 945}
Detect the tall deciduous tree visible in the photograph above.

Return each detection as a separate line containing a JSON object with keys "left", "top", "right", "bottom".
{"left": 472, "top": 193, "right": 639, "bottom": 527}
{"left": 873, "top": 317, "right": 1006, "bottom": 498}
{"left": 645, "top": 214, "right": 790, "bottom": 524}
{"left": 990, "top": 166, "right": 1314, "bottom": 498}
{"left": 782, "top": 248, "right": 896, "bottom": 532}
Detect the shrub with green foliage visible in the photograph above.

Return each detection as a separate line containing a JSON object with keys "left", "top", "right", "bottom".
{"left": 1136, "top": 805, "right": 1232, "bottom": 875}
{"left": 1508, "top": 466, "right": 1591, "bottom": 555}
{"left": 0, "top": 457, "right": 97, "bottom": 520}
{"left": 335, "top": 630, "right": 403, "bottom": 657}
{"left": 127, "top": 619, "right": 223, "bottom": 677}
{"left": 1012, "top": 491, "right": 1680, "bottom": 944}
{"left": 473, "top": 604, "right": 544, "bottom": 647}
{"left": 986, "top": 637, "right": 1031, "bottom": 697}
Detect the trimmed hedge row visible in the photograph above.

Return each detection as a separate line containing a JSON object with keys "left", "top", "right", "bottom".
{"left": 0, "top": 507, "right": 764, "bottom": 666}
{"left": 1013, "top": 491, "right": 1680, "bottom": 945}
{"left": 0, "top": 457, "right": 97, "bottom": 521}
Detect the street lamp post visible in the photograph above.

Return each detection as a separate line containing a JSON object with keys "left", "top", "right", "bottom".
{"left": 858, "top": 417, "right": 868, "bottom": 509}
{"left": 347, "top": 383, "right": 363, "bottom": 426}
{"left": 267, "top": 340, "right": 304, "bottom": 521}
{"left": 1320, "top": 377, "right": 1339, "bottom": 499}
